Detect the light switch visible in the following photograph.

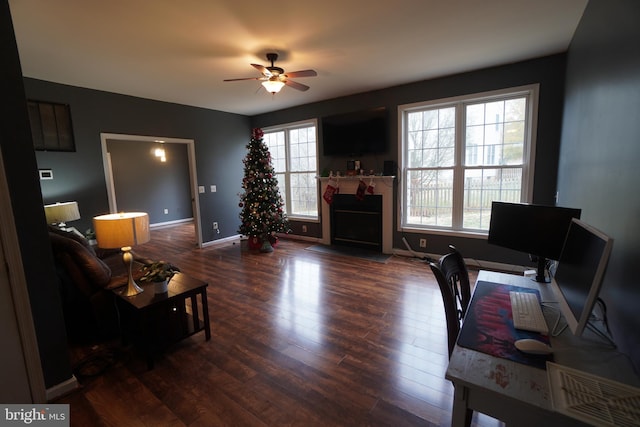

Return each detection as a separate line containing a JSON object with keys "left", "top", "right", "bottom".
{"left": 198, "top": 186, "right": 205, "bottom": 193}
{"left": 211, "top": 185, "right": 217, "bottom": 193}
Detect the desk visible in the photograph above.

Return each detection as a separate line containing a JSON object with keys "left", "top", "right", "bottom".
{"left": 445, "top": 270, "right": 639, "bottom": 427}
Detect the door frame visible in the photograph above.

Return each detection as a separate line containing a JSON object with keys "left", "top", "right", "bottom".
{"left": 0, "top": 147, "right": 47, "bottom": 402}
{"left": 100, "top": 133, "right": 203, "bottom": 248}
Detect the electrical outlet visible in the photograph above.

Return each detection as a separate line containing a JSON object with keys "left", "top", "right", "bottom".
{"left": 419, "top": 238, "right": 427, "bottom": 248}
{"left": 213, "top": 222, "right": 218, "bottom": 230}
{"left": 302, "top": 225, "right": 308, "bottom": 233}
{"left": 164, "top": 208, "right": 169, "bottom": 214}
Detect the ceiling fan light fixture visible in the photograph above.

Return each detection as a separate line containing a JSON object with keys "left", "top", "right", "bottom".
{"left": 225, "top": 53, "right": 316, "bottom": 93}
{"left": 262, "top": 79, "right": 285, "bottom": 94}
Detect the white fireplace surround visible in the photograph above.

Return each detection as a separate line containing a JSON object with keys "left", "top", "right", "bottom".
{"left": 318, "top": 176, "right": 395, "bottom": 253}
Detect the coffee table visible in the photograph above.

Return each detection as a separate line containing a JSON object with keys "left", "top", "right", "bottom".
{"left": 112, "top": 272, "right": 210, "bottom": 368}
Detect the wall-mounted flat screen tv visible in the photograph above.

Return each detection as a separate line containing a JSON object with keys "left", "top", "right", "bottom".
{"left": 322, "top": 107, "right": 388, "bottom": 156}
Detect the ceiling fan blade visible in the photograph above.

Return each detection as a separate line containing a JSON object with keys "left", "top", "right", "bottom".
{"left": 284, "top": 79, "right": 310, "bottom": 91}
{"left": 284, "top": 69, "right": 317, "bottom": 78}
{"left": 251, "top": 63, "right": 271, "bottom": 77}
{"left": 223, "top": 77, "right": 262, "bottom": 82}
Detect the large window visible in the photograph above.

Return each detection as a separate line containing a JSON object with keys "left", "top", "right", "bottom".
{"left": 263, "top": 121, "right": 319, "bottom": 220}
{"left": 400, "top": 85, "right": 538, "bottom": 234}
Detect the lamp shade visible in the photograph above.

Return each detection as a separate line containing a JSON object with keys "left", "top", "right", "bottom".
{"left": 93, "top": 212, "right": 150, "bottom": 249}
{"left": 262, "top": 79, "right": 285, "bottom": 94}
{"left": 44, "top": 201, "right": 80, "bottom": 224}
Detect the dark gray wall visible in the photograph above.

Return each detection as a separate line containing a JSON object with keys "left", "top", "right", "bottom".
{"left": 2, "top": 0, "right": 72, "bottom": 389}
{"left": 9, "top": 0, "right": 638, "bottom": 387}
{"left": 27, "top": 79, "right": 250, "bottom": 243}
{"left": 16, "top": 67, "right": 249, "bottom": 389}
{"left": 107, "top": 140, "right": 192, "bottom": 225}
{"left": 558, "top": 0, "right": 640, "bottom": 370}
{"left": 252, "top": 54, "right": 568, "bottom": 267}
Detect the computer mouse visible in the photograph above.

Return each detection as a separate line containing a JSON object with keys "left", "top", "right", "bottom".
{"left": 514, "top": 339, "right": 553, "bottom": 355}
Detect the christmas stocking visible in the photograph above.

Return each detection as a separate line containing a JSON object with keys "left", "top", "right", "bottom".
{"left": 323, "top": 178, "right": 338, "bottom": 204}
{"left": 367, "top": 179, "right": 376, "bottom": 194}
{"left": 356, "top": 179, "right": 367, "bottom": 201}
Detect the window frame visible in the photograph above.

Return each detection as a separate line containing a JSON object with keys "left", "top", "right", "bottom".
{"left": 262, "top": 119, "right": 320, "bottom": 221}
{"left": 398, "top": 84, "right": 539, "bottom": 237}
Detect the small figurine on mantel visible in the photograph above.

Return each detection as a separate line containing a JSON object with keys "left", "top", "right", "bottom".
{"left": 346, "top": 159, "right": 357, "bottom": 176}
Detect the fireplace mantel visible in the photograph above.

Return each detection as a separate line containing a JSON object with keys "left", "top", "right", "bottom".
{"left": 318, "top": 176, "right": 395, "bottom": 253}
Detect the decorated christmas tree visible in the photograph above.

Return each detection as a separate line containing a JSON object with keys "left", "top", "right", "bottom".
{"left": 238, "top": 128, "right": 290, "bottom": 252}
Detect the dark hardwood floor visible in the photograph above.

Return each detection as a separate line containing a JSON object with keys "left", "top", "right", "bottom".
{"left": 57, "top": 222, "right": 502, "bottom": 427}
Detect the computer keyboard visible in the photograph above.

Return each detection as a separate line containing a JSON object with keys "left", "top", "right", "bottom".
{"left": 509, "top": 291, "right": 549, "bottom": 334}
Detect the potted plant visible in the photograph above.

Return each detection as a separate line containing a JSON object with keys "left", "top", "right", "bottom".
{"left": 139, "top": 260, "right": 180, "bottom": 293}
{"left": 84, "top": 228, "right": 97, "bottom": 246}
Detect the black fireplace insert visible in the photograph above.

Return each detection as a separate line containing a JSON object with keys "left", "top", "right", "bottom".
{"left": 330, "top": 194, "right": 382, "bottom": 251}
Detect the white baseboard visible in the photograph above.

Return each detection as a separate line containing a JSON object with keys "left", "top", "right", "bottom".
{"left": 46, "top": 375, "right": 79, "bottom": 402}
{"left": 150, "top": 218, "right": 193, "bottom": 229}
{"left": 465, "top": 258, "right": 528, "bottom": 274}
{"left": 206, "top": 233, "right": 319, "bottom": 248}
{"left": 392, "top": 248, "right": 528, "bottom": 274}
{"left": 202, "top": 234, "right": 241, "bottom": 248}
{"left": 279, "top": 234, "right": 321, "bottom": 243}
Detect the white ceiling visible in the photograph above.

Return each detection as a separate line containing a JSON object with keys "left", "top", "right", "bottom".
{"left": 9, "top": 0, "right": 587, "bottom": 116}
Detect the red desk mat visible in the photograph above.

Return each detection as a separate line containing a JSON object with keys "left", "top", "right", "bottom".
{"left": 457, "top": 280, "right": 553, "bottom": 369}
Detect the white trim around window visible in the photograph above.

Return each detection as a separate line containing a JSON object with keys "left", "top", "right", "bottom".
{"left": 263, "top": 119, "right": 320, "bottom": 221}
{"left": 398, "top": 84, "right": 539, "bottom": 237}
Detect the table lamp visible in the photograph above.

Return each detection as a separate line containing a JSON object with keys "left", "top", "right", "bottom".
{"left": 44, "top": 201, "right": 81, "bottom": 229}
{"left": 93, "top": 212, "right": 150, "bottom": 296}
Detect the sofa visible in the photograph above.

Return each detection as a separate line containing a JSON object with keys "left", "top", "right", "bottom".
{"left": 48, "top": 226, "right": 149, "bottom": 341}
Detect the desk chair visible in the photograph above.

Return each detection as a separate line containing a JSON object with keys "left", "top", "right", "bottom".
{"left": 439, "top": 245, "right": 471, "bottom": 318}
{"left": 429, "top": 245, "right": 471, "bottom": 357}
{"left": 430, "top": 245, "right": 474, "bottom": 427}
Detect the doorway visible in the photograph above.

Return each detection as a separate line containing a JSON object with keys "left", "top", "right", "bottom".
{"left": 100, "top": 133, "right": 203, "bottom": 248}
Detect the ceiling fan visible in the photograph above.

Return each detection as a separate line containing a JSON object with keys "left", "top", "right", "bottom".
{"left": 224, "top": 53, "right": 317, "bottom": 94}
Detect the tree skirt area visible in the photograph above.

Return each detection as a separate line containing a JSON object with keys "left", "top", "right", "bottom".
{"left": 305, "top": 244, "right": 391, "bottom": 263}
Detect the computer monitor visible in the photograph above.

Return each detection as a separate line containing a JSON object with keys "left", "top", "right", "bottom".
{"left": 549, "top": 218, "right": 613, "bottom": 337}
{"left": 488, "top": 201, "right": 582, "bottom": 282}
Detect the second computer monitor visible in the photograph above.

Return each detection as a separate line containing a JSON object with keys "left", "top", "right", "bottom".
{"left": 550, "top": 218, "right": 614, "bottom": 337}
